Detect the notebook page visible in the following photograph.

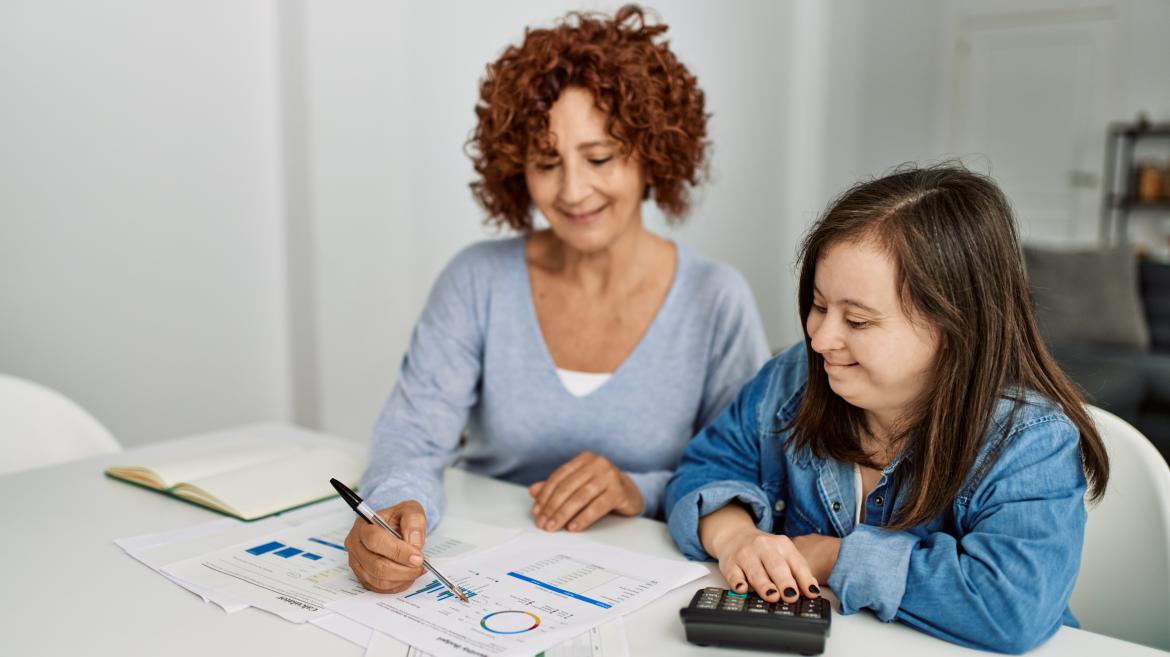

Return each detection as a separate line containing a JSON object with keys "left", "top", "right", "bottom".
{"left": 116, "top": 443, "right": 302, "bottom": 489}
{"left": 181, "top": 447, "right": 363, "bottom": 520}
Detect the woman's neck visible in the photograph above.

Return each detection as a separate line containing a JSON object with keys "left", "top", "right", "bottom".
{"left": 862, "top": 409, "right": 905, "bottom": 468}
{"left": 538, "top": 222, "right": 662, "bottom": 296}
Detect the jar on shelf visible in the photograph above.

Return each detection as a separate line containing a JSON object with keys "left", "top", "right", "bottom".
{"left": 1137, "top": 160, "right": 1163, "bottom": 202}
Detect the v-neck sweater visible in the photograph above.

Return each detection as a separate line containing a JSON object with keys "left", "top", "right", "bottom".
{"left": 362, "top": 237, "right": 769, "bottom": 527}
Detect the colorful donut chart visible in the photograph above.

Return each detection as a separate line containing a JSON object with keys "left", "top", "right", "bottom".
{"left": 479, "top": 610, "right": 541, "bottom": 634}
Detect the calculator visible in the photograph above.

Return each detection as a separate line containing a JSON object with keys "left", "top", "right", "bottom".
{"left": 679, "top": 587, "right": 832, "bottom": 654}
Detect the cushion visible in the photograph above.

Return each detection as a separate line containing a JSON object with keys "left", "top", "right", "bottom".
{"left": 1141, "top": 260, "right": 1170, "bottom": 353}
{"left": 1024, "top": 245, "right": 1150, "bottom": 351}
{"left": 1046, "top": 343, "right": 1145, "bottom": 423}
{"left": 1143, "top": 353, "right": 1170, "bottom": 405}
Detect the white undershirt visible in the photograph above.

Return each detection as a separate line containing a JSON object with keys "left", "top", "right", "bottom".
{"left": 555, "top": 368, "right": 613, "bottom": 397}
{"left": 854, "top": 463, "right": 863, "bottom": 525}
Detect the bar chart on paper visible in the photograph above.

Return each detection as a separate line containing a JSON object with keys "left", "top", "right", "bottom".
{"left": 164, "top": 513, "right": 369, "bottom": 622}
{"left": 406, "top": 579, "right": 480, "bottom": 603}
{"left": 244, "top": 535, "right": 348, "bottom": 561}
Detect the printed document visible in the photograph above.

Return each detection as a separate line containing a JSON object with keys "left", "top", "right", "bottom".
{"left": 329, "top": 532, "right": 705, "bottom": 657}
{"left": 365, "top": 617, "right": 629, "bottom": 657}
{"left": 162, "top": 509, "right": 521, "bottom": 623}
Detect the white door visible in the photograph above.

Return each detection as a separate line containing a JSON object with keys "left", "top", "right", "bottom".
{"left": 946, "top": 6, "right": 1117, "bottom": 245}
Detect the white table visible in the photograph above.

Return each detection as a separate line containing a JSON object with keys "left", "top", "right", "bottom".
{"left": 1, "top": 426, "right": 1164, "bottom": 656}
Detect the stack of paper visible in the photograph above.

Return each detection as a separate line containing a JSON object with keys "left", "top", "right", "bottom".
{"left": 117, "top": 501, "right": 705, "bottom": 656}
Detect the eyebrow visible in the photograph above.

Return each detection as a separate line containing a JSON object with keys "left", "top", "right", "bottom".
{"left": 576, "top": 140, "right": 617, "bottom": 150}
{"left": 812, "top": 286, "right": 884, "bottom": 316}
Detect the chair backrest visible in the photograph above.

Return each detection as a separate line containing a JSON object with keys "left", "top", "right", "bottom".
{"left": 1070, "top": 405, "right": 1170, "bottom": 650}
{"left": 0, "top": 373, "right": 121, "bottom": 476}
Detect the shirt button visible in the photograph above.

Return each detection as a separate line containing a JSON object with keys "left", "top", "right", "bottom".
{"left": 875, "top": 496, "right": 884, "bottom": 506}
{"left": 774, "top": 499, "right": 786, "bottom": 513}
{"left": 831, "top": 501, "right": 842, "bottom": 512}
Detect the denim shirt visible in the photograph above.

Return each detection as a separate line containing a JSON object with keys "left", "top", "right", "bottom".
{"left": 665, "top": 343, "right": 1088, "bottom": 654}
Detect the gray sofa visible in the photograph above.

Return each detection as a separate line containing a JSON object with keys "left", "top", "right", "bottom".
{"left": 1025, "top": 246, "right": 1170, "bottom": 462}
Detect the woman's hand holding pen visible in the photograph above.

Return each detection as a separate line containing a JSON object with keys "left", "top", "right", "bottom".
{"left": 344, "top": 500, "right": 428, "bottom": 593}
{"left": 528, "top": 451, "right": 644, "bottom": 532}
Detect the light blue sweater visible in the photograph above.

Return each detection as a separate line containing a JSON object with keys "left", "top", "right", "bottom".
{"left": 362, "top": 237, "right": 769, "bottom": 528}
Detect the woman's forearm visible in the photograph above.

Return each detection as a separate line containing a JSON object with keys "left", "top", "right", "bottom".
{"left": 698, "top": 502, "right": 758, "bottom": 558}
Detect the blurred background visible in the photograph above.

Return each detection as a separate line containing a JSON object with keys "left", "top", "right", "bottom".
{"left": 2, "top": 0, "right": 1168, "bottom": 450}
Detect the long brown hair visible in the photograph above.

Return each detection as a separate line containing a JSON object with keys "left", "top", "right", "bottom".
{"left": 788, "top": 164, "right": 1108, "bottom": 529}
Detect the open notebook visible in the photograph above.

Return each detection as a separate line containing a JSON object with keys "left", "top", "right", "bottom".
{"left": 106, "top": 439, "right": 363, "bottom": 521}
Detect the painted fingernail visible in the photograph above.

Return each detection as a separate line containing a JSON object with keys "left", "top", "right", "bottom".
{"left": 809, "top": 584, "right": 821, "bottom": 594}
{"left": 734, "top": 582, "right": 746, "bottom": 592}
{"left": 409, "top": 554, "right": 422, "bottom": 566}
{"left": 765, "top": 588, "right": 777, "bottom": 597}
{"left": 783, "top": 587, "right": 797, "bottom": 598}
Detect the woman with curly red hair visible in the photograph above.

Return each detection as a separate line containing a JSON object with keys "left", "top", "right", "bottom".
{"left": 345, "top": 5, "right": 768, "bottom": 593}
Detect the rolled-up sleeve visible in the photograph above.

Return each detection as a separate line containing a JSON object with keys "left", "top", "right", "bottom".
{"left": 828, "top": 524, "right": 918, "bottom": 620}
{"left": 668, "top": 480, "right": 775, "bottom": 560}
{"left": 831, "top": 417, "right": 1087, "bottom": 654}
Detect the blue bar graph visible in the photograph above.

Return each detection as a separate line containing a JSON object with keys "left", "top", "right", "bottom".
{"left": 308, "top": 537, "right": 347, "bottom": 552}
{"left": 405, "top": 580, "right": 444, "bottom": 598}
{"left": 507, "top": 572, "right": 611, "bottom": 609}
{"left": 246, "top": 541, "right": 284, "bottom": 556}
{"left": 405, "top": 579, "right": 477, "bottom": 602}
{"left": 247, "top": 540, "right": 331, "bottom": 562}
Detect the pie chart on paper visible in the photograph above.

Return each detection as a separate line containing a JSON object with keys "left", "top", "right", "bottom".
{"left": 480, "top": 610, "right": 541, "bottom": 634}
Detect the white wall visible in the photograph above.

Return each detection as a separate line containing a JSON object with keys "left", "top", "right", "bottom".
{"left": 3, "top": 0, "right": 1165, "bottom": 449}
{"left": 0, "top": 1, "right": 291, "bottom": 446}
{"left": 820, "top": 0, "right": 1170, "bottom": 250}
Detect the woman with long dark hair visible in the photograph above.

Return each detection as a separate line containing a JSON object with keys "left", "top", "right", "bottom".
{"left": 665, "top": 165, "right": 1108, "bottom": 653}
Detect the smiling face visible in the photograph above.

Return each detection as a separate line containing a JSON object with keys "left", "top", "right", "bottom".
{"left": 805, "top": 238, "right": 941, "bottom": 432}
{"left": 524, "top": 87, "right": 648, "bottom": 253}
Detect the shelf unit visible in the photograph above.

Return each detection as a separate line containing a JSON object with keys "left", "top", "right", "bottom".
{"left": 1100, "top": 122, "right": 1170, "bottom": 246}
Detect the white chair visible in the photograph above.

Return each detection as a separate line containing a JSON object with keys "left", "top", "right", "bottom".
{"left": 1070, "top": 405, "right": 1170, "bottom": 651}
{"left": 0, "top": 373, "right": 121, "bottom": 476}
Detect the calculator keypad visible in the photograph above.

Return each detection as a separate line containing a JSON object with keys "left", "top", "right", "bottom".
{"left": 691, "top": 587, "right": 828, "bottom": 618}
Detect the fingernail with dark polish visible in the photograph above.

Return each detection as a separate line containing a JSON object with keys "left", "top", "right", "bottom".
{"left": 809, "top": 584, "right": 821, "bottom": 594}
{"left": 765, "top": 588, "right": 777, "bottom": 597}
{"left": 783, "top": 587, "right": 797, "bottom": 598}
{"left": 735, "top": 582, "right": 746, "bottom": 592}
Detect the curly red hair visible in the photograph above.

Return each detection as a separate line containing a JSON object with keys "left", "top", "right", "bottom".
{"left": 468, "top": 5, "right": 710, "bottom": 231}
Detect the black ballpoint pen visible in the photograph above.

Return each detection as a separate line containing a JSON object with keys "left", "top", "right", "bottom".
{"left": 330, "top": 478, "right": 470, "bottom": 603}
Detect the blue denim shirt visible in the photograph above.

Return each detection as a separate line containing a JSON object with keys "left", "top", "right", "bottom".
{"left": 665, "top": 343, "right": 1088, "bottom": 654}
